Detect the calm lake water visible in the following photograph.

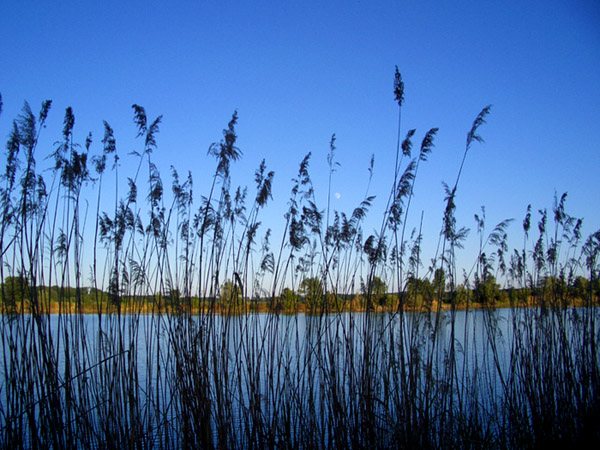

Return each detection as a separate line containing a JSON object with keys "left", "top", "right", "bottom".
{"left": 1, "top": 307, "right": 598, "bottom": 447}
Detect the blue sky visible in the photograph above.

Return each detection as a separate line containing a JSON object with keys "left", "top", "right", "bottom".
{"left": 1, "top": 0, "right": 599, "bottom": 279}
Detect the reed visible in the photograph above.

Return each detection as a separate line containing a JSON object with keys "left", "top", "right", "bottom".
{"left": 0, "top": 71, "right": 599, "bottom": 449}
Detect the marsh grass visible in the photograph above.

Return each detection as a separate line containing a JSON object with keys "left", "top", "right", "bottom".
{"left": 0, "top": 75, "right": 599, "bottom": 449}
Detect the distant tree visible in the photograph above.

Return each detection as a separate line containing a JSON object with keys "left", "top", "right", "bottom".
{"left": 570, "top": 276, "right": 589, "bottom": 301}
{"left": 371, "top": 276, "right": 387, "bottom": 297}
{"left": 539, "top": 275, "right": 568, "bottom": 305}
{"left": 325, "top": 291, "right": 347, "bottom": 310}
{"left": 220, "top": 280, "right": 242, "bottom": 309}
{"left": 433, "top": 268, "right": 446, "bottom": 302}
{"left": 454, "top": 284, "right": 469, "bottom": 305}
{"left": 371, "top": 276, "right": 388, "bottom": 306}
{"left": 279, "top": 287, "right": 299, "bottom": 311}
{"left": 405, "top": 276, "right": 419, "bottom": 306}
{"left": 166, "top": 287, "right": 181, "bottom": 309}
{"left": 474, "top": 274, "right": 500, "bottom": 305}
{"left": 299, "top": 277, "right": 323, "bottom": 310}
{"left": 593, "top": 277, "right": 600, "bottom": 303}
{"left": 405, "top": 276, "right": 433, "bottom": 307}
{"left": 1, "top": 275, "right": 29, "bottom": 310}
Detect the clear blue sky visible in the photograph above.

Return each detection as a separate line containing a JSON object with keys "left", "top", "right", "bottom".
{"left": 1, "top": 0, "right": 599, "bottom": 278}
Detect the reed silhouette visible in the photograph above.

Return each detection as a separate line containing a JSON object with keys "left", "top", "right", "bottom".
{"left": 0, "top": 70, "right": 599, "bottom": 448}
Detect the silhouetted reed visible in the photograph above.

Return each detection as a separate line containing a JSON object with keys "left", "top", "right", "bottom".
{"left": 0, "top": 70, "right": 599, "bottom": 449}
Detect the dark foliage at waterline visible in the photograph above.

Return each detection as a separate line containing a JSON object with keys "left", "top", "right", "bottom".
{"left": 1, "top": 69, "right": 599, "bottom": 448}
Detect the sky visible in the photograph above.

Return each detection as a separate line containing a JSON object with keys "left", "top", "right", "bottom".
{"left": 1, "top": 0, "right": 599, "bottom": 281}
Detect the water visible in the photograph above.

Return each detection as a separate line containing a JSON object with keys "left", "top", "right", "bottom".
{"left": 1, "top": 307, "right": 598, "bottom": 448}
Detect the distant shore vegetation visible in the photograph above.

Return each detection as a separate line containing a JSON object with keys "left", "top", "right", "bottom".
{"left": 1, "top": 274, "right": 599, "bottom": 315}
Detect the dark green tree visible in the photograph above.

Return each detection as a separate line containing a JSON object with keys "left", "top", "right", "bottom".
{"left": 371, "top": 275, "right": 388, "bottom": 306}
{"left": 299, "top": 277, "right": 323, "bottom": 310}
{"left": 220, "top": 280, "right": 242, "bottom": 310}
{"left": 571, "top": 276, "right": 589, "bottom": 301}
{"left": 474, "top": 274, "right": 500, "bottom": 305}
{"left": 433, "top": 268, "right": 446, "bottom": 303}
{"left": 1, "top": 275, "right": 29, "bottom": 310}
{"left": 279, "top": 287, "right": 299, "bottom": 311}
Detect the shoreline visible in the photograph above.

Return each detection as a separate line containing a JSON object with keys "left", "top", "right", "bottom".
{"left": 1, "top": 297, "right": 590, "bottom": 316}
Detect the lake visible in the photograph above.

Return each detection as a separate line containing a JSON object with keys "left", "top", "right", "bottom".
{"left": 1, "top": 307, "right": 598, "bottom": 448}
